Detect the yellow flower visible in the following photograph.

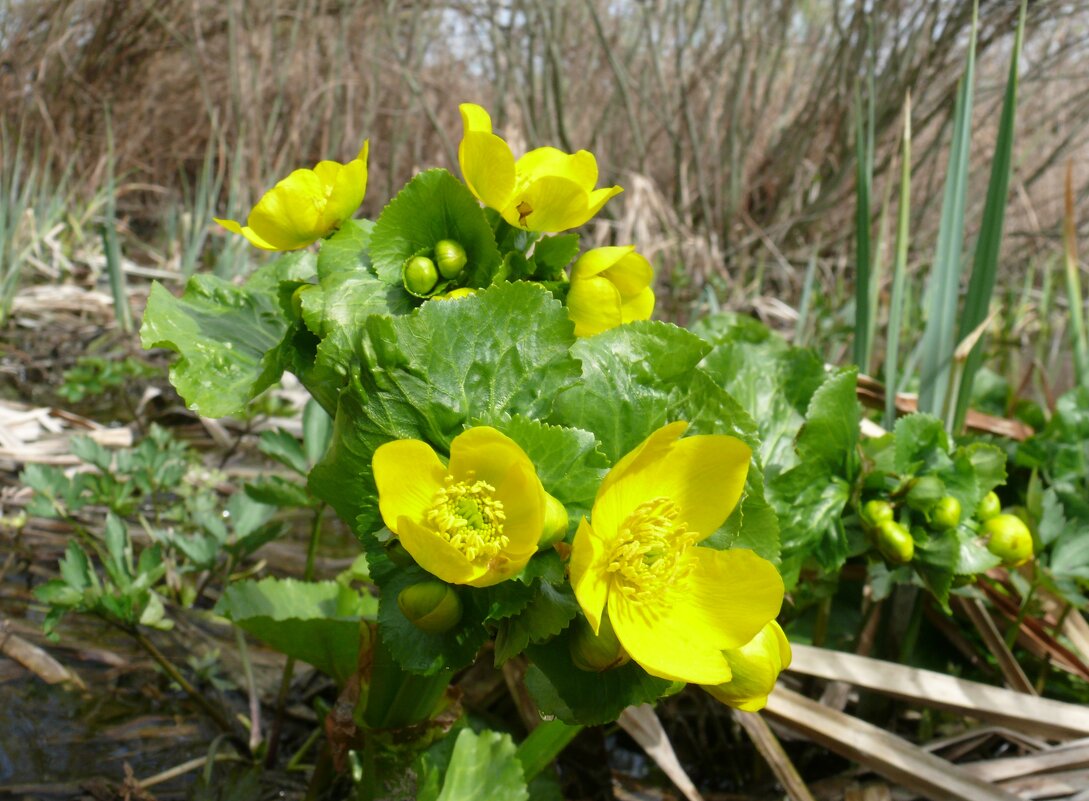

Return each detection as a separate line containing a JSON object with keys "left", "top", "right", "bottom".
{"left": 372, "top": 427, "right": 547, "bottom": 587}
{"left": 702, "top": 621, "right": 791, "bottom": 712}
{"left": 215, "top": 141, "right": 370, "bottom": 251}
{"left": 566, "top": 246, "right": 655, "bottom": 336}
{"left": 458, "top": 103, "right": 622, "bottom": 233}
{"left": 570, "top": 422, "right": 784, "bottom": 685}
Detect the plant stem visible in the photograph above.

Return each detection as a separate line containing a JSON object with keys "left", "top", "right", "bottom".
{"left": 130, "top": 626, "right": 250, "bottom": 756}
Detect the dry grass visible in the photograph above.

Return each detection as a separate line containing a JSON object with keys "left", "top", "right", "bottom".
{"left": 1, "top": 0, "right": 1087, "bottom": 301}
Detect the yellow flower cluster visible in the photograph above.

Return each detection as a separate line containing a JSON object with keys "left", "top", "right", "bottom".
{"left": 373, "top": 421, "right": 788, "bottom": 708}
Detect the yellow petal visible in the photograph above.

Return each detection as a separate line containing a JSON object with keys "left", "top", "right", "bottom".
{"left": 323, "top": 153, "right": 368, "bottom": 230}
{"left": 459, "top": 103, "right": 494, "bottom": 134}
{"left": 667, "top": 548, "right": 784, "bottom": 651}
{"left": 570, "top": 518, "right": 610, "bottom": 634}
{"left": 372, "top": 439, "right": 446, "bottom": 534}
{"left": 489, "top": 461, "right": 545, "bottom": 557}
{"left": 566, "top": 274, "right": 623, "bottom": 337}
{"left": 602, "top": 251, "right": 653, "bottom": 299}
{"left": 467, "top": 549, "right": 534, "bottom": 588}
{"left": 620, "top": 286, "right": 655, "bottom": 324}
{"left": 397, "top": 516, "right": 487, "bottom": 585}
{"left": 516, "top": 147, "right": 599, "bottom": 190}
{"left": 608, "top": 589, "right": 733, "bottom": 684}
{"left": 448, "top": 426, "right": 532, "bottom": 487}
{"left": 246, "top": 169, "right": 326, "bottom": 250}
{"left": 503, "top": 175, "right": 593, "bottom": 233}
{"left": 585, "top": 184, "right": 624, "bottom": 221}
{"left": 593, "top": 428, "right": 751, "bottom": 542}
{"left": 214, "top": 217, "right": 279, "bottom": 251}
{"left": 702, "top": 621, "right": 791, "bottom": 712}
{"left": 312, "top": 160, "right": 342, "bottom": 188}
{"left": 570, "top": 246, "right": 633, "bottom": 281}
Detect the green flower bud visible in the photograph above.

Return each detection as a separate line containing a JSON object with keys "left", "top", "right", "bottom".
{"left": 906, "top": 475, "right": 944, "bottom": 512}
{"left": 538, "top": 493, "right": 569, "bottom": 550}
{"left": 930, "top": 496, "right": 961, "bottom": 531}
{"left": 876, "top": 519, "right": 914, "bottom": 564}
{"left": 434, "top": 239, "right": 468, "bottom": 279}
{"left": 976, "top": 491, "right": 1002, "bottom": 521}
{"left": 397, "top": 581, "right": 462, "bottom": 634}
{"left": 862, "top": 499, "right": 894, "bottom": 528}
{"left": 384, "top": 539, "right": 415, "bottom": 568}
{"left": 983, "top": 514, "right": 1034, "bottom": 567}
{"left": 570, "top": 613, "right": 629, "bottom": 672}
{"left": 404, "top": 256, "right": 439, "bottom": 296}
{"left": 432, "top": 287, "right": 477, "bottom": 301}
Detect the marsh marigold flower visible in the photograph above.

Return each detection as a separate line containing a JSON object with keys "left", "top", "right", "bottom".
{"left": 567, "top": 246, "right": 655, "bottom": 336}
{"left": 570, "top": 422, "right": 784, "bottom": 685}
{"left": 457, "top": 103, "right": 622, "bottom": 232}
{"left": 215, "top": 141, "right": 369, "bottom": 251}
{"left": 703, "top": 621, "right": 791, "bottom": 711}
{"left": 372, "top": 427, "right": 550, "bottom": 587}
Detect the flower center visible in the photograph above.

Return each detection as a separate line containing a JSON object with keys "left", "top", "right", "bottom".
{"left": 425, "top": 475, "right": 508, "bottom": 564}
{"left": 607, "top": 497, "right": 698, "bottom": 601}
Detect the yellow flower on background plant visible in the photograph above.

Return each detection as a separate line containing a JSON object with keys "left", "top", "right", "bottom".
{"left": 458, "top": 103, "right": 623, "bottom": 232}
{"left": 566, "top": 246, "right": 655, "bottom": 336}
{"left": 702, "top": 621, "right": 791, "bottom": 711}
{"left": 372, "top": 426, "right": 548, "bottom": 588}
{"left": 215, "top": 141, "right": 369, "bottom": 251}
{"left": 569, "top": 421, "right": 784, "bottom": 685}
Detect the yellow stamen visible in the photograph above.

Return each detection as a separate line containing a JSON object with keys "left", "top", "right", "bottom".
{"left": 425, "top": 475, "right": 508, "bottom": 564}
{"left": 607, "top": 497, "right": 698, "bottom": 601}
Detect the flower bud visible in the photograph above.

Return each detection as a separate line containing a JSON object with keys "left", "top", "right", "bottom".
{"left": 862, "top": 499, "right": 894, "bottom": 528}
{"left": 876, "top": 519, "right": 914, "bottom": 564}
{"left": 434, "top": 239, "right": 468, "bottom": 279}
{"left": 433, "top": 288, "right": 477, "bottom": 301}
{"left": 538, "top": 493, "right": 569, "bottom": 550}
{"left": 403, "top": 256, "right": 439, "bottom": 296}
{"left": 976, "top": 491, "right": 1001, "bottom": 521}
{"left": 983, "top": 514, "right": 1034, "bottom": 567}
{"left": 570, "top": 614, "right": 629, "bottom": 672}
{"left": 906, "top": 475, "right": 944, "bottom": 512}
{"left": 397, "top": 581, "right": 463, "bottom": 634}
{"left": 930, "top": 496, "right": 961, "bottom": 531}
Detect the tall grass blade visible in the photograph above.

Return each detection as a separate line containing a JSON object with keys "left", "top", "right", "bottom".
{"left": 885, "top": 94, "right": 912, "bottom": 431}
{"left": 1064, "top": 161, "right": 1089, "bottom": 387}
{"left": 795, "top": 248, "right": 819, "bottom": 347}
{"left": 102, "top": 112, "right": 133, "bottom": 334}
{"left": 852, "top": 76, "right": 875, "bottom": 371}
{"left": 952, "top": 0, "right": 1027, "bottom": 431}
{"left": 917, "top": 1, "right": 978, "bottom": 421}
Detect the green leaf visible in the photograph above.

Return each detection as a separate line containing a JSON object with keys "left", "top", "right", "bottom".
{"left": 436, "top": 729, "right": 529, "bottom": 801}
{"left": 371, "top": 169, "right": 502, "bottom": 288}
{"left": 485, "top": 416, "right": 608, "bottom": 521}
{"left": 516, "top": 720, "right": 582, "bottom": 783}
{"left": 244, "top": 476, "right": 313, "bottom": 509}
{"left": 258, "top": 429, "right": 308, "bottom": 475}
{"left": 525, "top": 630, "right": 672, "bottom": 725}
{"left": 795, "top": 367, "right": 860, "bottom": 477}
{"left": 214, "top": 577, "right": 376, "bottom": 684}
{"left": 531, "top": 235, "right": 580, "bottom": 278}
{"left": 365, "top": 538, "right": 489, "bottom": 676}
{"left": 140, "top": 255, "right": 313, "bottom": 417}
{"left": 893, "top": 414, "right": 949, "bottom": 475}
{"left": 494, "top": 582, "right": 579, "bottom": 666}
{"left": 59, "top": 542, "right": 94, "bottom": 592}
{"left": 317, "top": 218, "right": 374, "bottom": 279}
{"left": 914, "top": 532, "right": 959, "bottom": 611}
{"left": 310, "top": 282, "right": 579, "bottom": 533}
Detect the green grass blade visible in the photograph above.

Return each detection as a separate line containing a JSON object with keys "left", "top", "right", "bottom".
{"left": 1065, "top": 162, "right": 1089, "bottom": 386}
{"left": 953, "top": 0, "right": 1027, "bottom": 431}
{"left": 852, "top": 81, "right": 874, "bottom": 371}
{"left": 515, "top": 719, "right": 582, "bottom": 781}
{"left": 917, "top": 1, "right": 978, "bottom": 421}
{"left": 795, "top": 247, "right": 819, "bottom": 346}
{"left": 886, "top": 94, "right": 912, "bottom": 431}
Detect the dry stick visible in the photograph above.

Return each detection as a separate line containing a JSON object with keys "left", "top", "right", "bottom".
{"left": 733, "top": 710, "right": 816, "bottom": 801}
{"left": 130, "top": 626, "right": 251, "bottom": 756}
{"left": 956, "top": 597, "right": 1036, "bottom": 696}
